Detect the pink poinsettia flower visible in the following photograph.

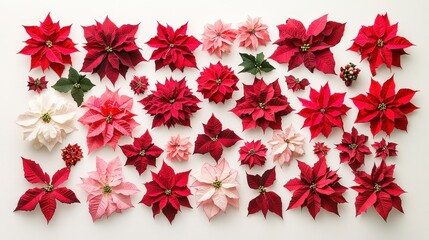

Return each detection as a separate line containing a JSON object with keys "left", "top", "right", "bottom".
{"left": 237, "top": 17, "right": 271, "bottom": 50}
{"left": 165, "top": 134, "right": 193, "bottom": 161}
{"left": 202, "top": 20, "right": 237, "bottom": 58}
{"left": 78, "top": 88, "right": 139, "bottom": 153}
{"left": 268, "top": 124, "right": 305, "bottom": 166}
{"left": 191, "top": 159, "right": 239, "bottom": 220}
{"left": 80, "top": 156, "right": 140, "bottom": 221}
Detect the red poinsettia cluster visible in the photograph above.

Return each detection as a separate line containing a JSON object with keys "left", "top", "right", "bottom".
{"left": 129, "top": 75, "right": 149, "bottom": 95}
{"left": 285, "top": 75, "right": 309, "bottom": 92}
{"left": 147, "top": 22, "right": 201, "bottom": 71}
{"left": 238, "top": 140, "right": 267, "bottom": 169}
{"left": 313, "top": 142, "right": 330, "bottom": 160}
{"left": 81, "top": 17, "right": 145, "bottom": 84}
{"left": 270, "top": 14, "right": 345, "bottom": 74}
{"left": 336, "top": 127, "right": 372, "bottom": 171}
{"left": 231, "top": 78, "right": 293, "bottom": 132}
{"left": 139, "top": 77, "right": 201, "bottom": 128}
{"left": 61, "top": 144, "right": 83, "bottom": 168}
{"left": 19, "top": 14, "right": 78, "bottom": 76}
{"left": 372, "top": 138, "right": 398, "bottom": 161}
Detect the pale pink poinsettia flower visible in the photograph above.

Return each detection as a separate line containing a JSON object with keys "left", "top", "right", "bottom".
{"left": 268, "top": 124, "right": 305, "bottom": 166}
{"left": 191, "top": 159, "right": 239, "bottom": 220}
{"left": 237, "top": 16, "right": 271, "bottom": 50}
{"left": 165, "top": 134, "right": 193, "bottom": 161}
{"left": 202, "top": 19, "right": 237, "bottom": 58}
{"left": 80, "top": 156, "right": 140, "bottom": 221}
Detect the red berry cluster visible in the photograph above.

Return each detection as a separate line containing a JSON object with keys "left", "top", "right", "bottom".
{"left": 340, "top": 63, "right": 361, "bottom": 86}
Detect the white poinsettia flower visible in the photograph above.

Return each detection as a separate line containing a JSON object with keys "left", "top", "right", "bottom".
{"left": 16, "top": 92, "right": 77, "bottom": 151}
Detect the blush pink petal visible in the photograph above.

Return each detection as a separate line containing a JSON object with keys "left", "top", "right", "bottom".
{"left": 268, "top": 124, "right": 305, "bottom": 166}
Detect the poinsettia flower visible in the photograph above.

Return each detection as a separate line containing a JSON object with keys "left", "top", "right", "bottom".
{"left": 284, "top": 158, "right": 347, "bottom": 219}
{"left": 336, "top": 127, "right": 372, "bottom": 171}
{"left": 351, "top": 161, "right": 405, "bottom": 221}
{"left": 196, "top": 62, "right": 239, "bottom": 103}
{"left": 268, "top": 124, "right": 305, "bottom": 167}
{"left": 246, "top": 167, "right": 282, "bottom": 218}
{"left": 80, "top": 156, "right": 140, "bottom": 221}
{"left": 349, "top": 13, "right": 413, "bottom": 76}
{"left": 231, "top": 78, "right": 293, "bottom": 132}
{"left": 270, "top": 14, "right": 345, "bottom": 74}
{"left": 141, "top": 162, "right": 192, "bottom": 223}
{"left": 285, "top": 75, "right": 309, "bottom": 92}
{"left": 202, "top": 19, "right": 237, "bottom": 58}
{"left": 119, "top": 130, "right": 163, "bottom": 175}
{"left": 339, "top": 63, "right": 360, "bottom": 87}
{"left": 61, "top": 143, "right": 83, "bottom": 168}
{"left": 194, "top": 114, "right": 241, "bottom": 161}
{"left": 237, "top": 17, "right": 271, "bottom": 50}
{"left": 78, "top": 88, "right": 139, "bottom": 153}
{"left": 81, "top": 17, "right": 145, "bottom": 84}
{"left": 351, "top": 76, "right": 418, "bottom": 136}
{"left": 191, "top": 159, "right": 239, "bottom": 220}
{"left": 165, "top": 134, "right": 193, "bottom": 161}
{"left": 372, "top": 138, "right": 398, "bottom": 161}
{"left": 16, "top": 92, "right": 77, "bottom": 151}
{"left": 18, "top": 13, "right": 78, "bottom": 76}
{"left": 238, "top": 140, "right": 267, "bottom": 169}
{"left": 129, "top": 75, "right": 149, "bottom": 95}
{"left": 15, "top": 158, "right": 80, "bottom": 223}
{"left": 147, "top": 22, "right": 201, "bottom": 71}
{"left": 27, "top": 76, "right": 48, "bottom": 93}
{"left": 297, "top": 82, "right": 350, "bottom": 140}
{"left": 140, "top": 77, "right": 201, "bottom": 128}
{"left": 313, "top": 142, "right": 330, "bottom": 159}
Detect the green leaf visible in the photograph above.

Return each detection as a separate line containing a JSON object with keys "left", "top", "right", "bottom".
{"left": 52, "top": 78, "right": 73, "bottom": 93}
{"left": 71, "top": 88, "right": 84, "bottom": 107}
{"left": 238, "top": 52, "right": 275, "bottom": 75}
{"left": 79, "top": 77, "right": 95, "bottom": 92}
{"left": 68, "top": 67, "right": 80, "bottom": 83}
{"left": 256, "top": 52, "right": 265, "bottom": 64}
{"left": 239, "top": 53, "right": 255, "bottom": 62}
{"left": 260, "top": 60, "right": 276, "bottom": 73}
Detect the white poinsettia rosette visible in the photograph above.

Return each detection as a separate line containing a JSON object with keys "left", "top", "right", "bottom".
{"left": 16, "top": 92, "right": 77, "bottom": 151}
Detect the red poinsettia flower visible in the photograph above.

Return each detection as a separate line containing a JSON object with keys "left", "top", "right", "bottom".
{"left": 246, "top": 167, "right": 282, "bottom": 218}
{"left": 238, "top": 140, "right": 267, "bottom": 169}
{"left": 194, "top": 114, "right": 241, "bottom": 161}
{"left": 119, "top": 130, "right": 163, "bottom": 175}
{"left": 270, "top": 14, "right": 345, "bottom": 74}
{"left": 129, "top": 75, "right": 149, "bottom": 95}
{"left": 18, "top": 14, "right": 78, "bottom": 76}
{"left": 348, "top": 14, "right": 413, "bottom": 76}
{"left": 139, "top": 77, "right": 201, "bottom": 128}
{"left": 15, "top": 158, "right": 80, "bottom": 223}
{"left": 285, "top": 158, "right": 347, "bottom": 219}
{"left": 81, "top": 17, "right": 145, "bottom": 85}
{"left": 297, "top": 83, "right": 350, "bottom": 140}
{"left": 231, "top": 78, "right": 293, "bottom": 132}
{"left": 285, "top": 75, "right": 309, "bottom": 92}
{"left": 351, "top": 76, "right": 418, "bottom": 136}
{"left": 372, "top": 138, "right": 398, "bottom": 161}
{"left": 27, "top": 76, "right": 48, "bottom": 93}
{"left": 313, "top": 142, "right": 330, "bottom": 159}
{"left": 196, "top": 62, "right": 239, "bottom": 103}
{"left": 336, "top": 127, "right": 372, "bottom": 171}
{"left": 351, "top": 161, "right": 405, "bottom": 221}
{"left": 147, "top": 22, "right": 201, "bottom": 71}
{"left": 140, "top": 162, "right": 192, "bottom": 223}
{"left": 61, "top": 143, "right": 83, "bottom": 168}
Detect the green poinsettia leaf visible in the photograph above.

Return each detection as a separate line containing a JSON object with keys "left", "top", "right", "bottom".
{"left": 260, "top": 60, "right": 275, "bottom": 73}
{"left": 71, "top": 88, "right": 84, "bottom": 107}
{"left": 256, "top": 52, "right": 265, "bottom": 64}
{"left": 68, "top": 67, "right": 80, "bottom": 83}
{"left": 79, "top": 77, "right": 95, "bottom": 92}
{"left": 52, "top": 78, "right": 73, "bottom": 93}
{"left": 238, "top": 52, "right": 275, "bottom": 75}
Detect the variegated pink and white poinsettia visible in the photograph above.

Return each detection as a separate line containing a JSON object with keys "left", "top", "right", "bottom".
{"left": 268, "top": 124, "right": 305, "bottom": 166}
{"left": 191, "top": 159, "right": 239, "bottom": 220}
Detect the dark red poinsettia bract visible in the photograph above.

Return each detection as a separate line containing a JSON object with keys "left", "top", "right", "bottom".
{"left": 140, "top": 162, "right": 192, "bottom": 223}
{"left": 19, "top": 14, "right": 78, "bottom": 76}
{"left": 15, "top": 158, "right": 80, "bottom": 223}
{"left": 247, "top": 167, "right": 282, "bottom": 218}
{"left": 372, "top": 138, "right": 398, "bottom": 161}
{"left": 285, "top": 75, "right": 309, "bottom": 92}
{"left": 139, "top": 77, "right": 201, "bottom": 128}
{"left": 349, "top": 13, "right": 413, "bottom": 76}
{"left": 270, "top": 14, "right": 345, "bottom": 74}
{"left": 285, "top": 158, "right": 347, "bottom": 219}
{"left": 336, "top": 127, "right": 372, "bottom": 171}
{"left": 351, "top": 161, "right": 405, "bottom": 221}
{"left": 194, "top": 114, "right": 241, "bottom": 161}
{"left": 196, "top": 61, "right": 239, "bottom": 103}
{"left": 313, "top": 142, "right": 330, "bottom": 160}
{"left": 81, "top": 17, "right": 145, "bottom": 84}
{"left": 147, "top": 22, "right": 201, "bottom": 71}
{"left": 298, "top": 82, "right": 350, "bottom": 140}
{"left": 231, "top": 78, "right": 293, "bottom": 132}
{"left": 120, "top": 130, "right": 163, "bottom": 175}
{"left": 27, "top": 76, "right": 48, "bottom": 93}
{"left": 238, "top": 140, "right": 267, "bottom": 169}
{"left": 351, "top": 76, "right": 418, "bottom": 136}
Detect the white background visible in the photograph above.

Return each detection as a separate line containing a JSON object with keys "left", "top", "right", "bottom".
{"left": 1, "top": 0, "right": 428, "bottom": 239}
